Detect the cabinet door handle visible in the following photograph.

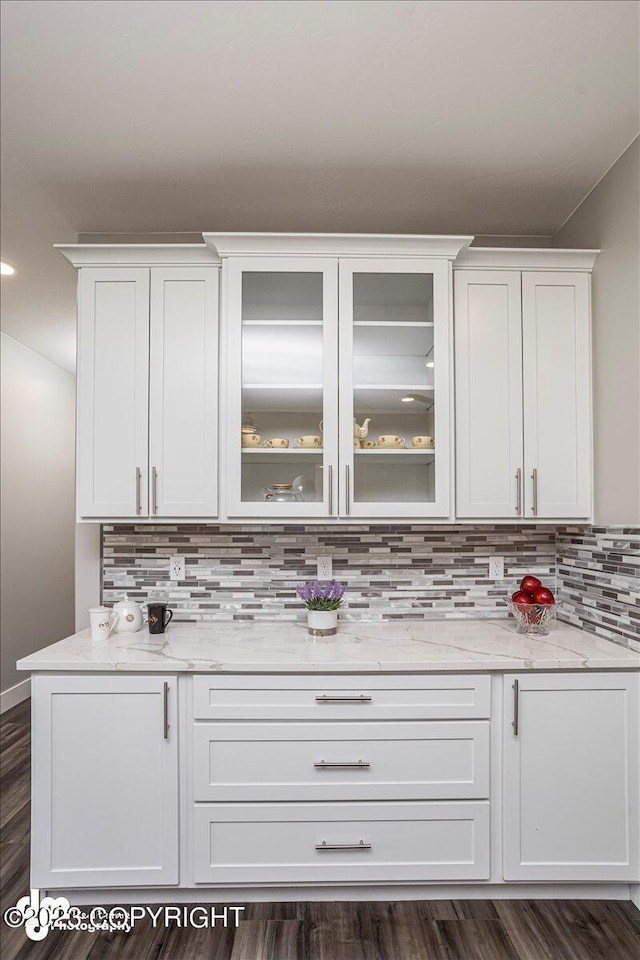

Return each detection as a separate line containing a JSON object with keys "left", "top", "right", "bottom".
{"left": 515, "top": 468, "right": 522, "bottom": 516}
{"left": 512, "top": 679, "right": 519, "bottom": 736}
{"left": 531, "top": 468, "right": 538, "bottom": 515}
{"left": 151, "top": 466, "right": 158, "bottom": 515}
{"left": 345, "top": 464, "right": 351, "bottom": 515}
{"left": 314, "top": 760, "right": 370, "bottom": 769}
{"left": 328, "top": 464, "right": 333, "bottom": 515}
{"left": 315, "top": 694, "right": 372, "bottom": 703}
{"left": 315, "top": 840, "right": 371, "bottom": 851}
{"left": 135, "top": 467, "right": 142, "bottom": 515}
{"left": 163, "top": 682, "right": 169, "bottom": 739}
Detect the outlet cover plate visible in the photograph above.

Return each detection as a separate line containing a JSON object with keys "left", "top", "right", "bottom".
{"left": 489, "top": 556, "right": 504, "bottom": 580}
{"left": 317, "top": 555, "right": 333, "bottom": 579}
{"left": 170, "top": 556, "right": 185, "bottom": 581}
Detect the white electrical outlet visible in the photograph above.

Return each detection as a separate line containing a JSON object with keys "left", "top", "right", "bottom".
{"left": 317, "top": 555, "right": 332, "bottom": 579}
{"left": 489, "top": 556, "right": 505, "bottom": 580}
{"left": 169, "top": 556, "right": 185, "bottom": 581}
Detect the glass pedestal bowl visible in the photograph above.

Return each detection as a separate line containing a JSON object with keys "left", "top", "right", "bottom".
{"left": 505, "top": 599, "right": 558, "bottom": 636}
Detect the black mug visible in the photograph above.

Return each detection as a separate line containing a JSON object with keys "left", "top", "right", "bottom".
{"left": 147, "top": 603, "right": 174, "bottom": 635}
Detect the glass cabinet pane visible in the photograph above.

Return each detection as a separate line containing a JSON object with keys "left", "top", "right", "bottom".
{"left": 239, "top": 271, "right": 326, "bottom": 507}
{"left": 348, "top": 269, "right": 439, "bottom": 509}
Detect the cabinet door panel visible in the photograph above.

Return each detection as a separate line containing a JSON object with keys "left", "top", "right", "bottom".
{"left": 224, "top": 257, "right": 338, "bottom": 518}
{"left": 503, "top": 673, "right": 639, "bottom": 881}
{"left": 522, "top": 272, "right": 591, "bottom": 517}
{"left": 149, "top": 267, "right": 219, "bottom": 516}
{"left": 455, "top": 271, "right": 523, "bottom": 517}
{"left": 77, "top": 269, "right": 149, "bottom": 516}
{"left": 31, "top": 674, "right": 178, "bottom": 887}
{"left": 339, "top": 258, "right": 452, "bottom": 518}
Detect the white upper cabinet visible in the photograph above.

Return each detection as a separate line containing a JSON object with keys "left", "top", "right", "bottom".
{"left": 522, "top": 271, "right": 592, "bottom": 518}
{"left": 63, "top": 246, "right": 221, "bottom": 520}
{"left": 207, "top": 234, "right": 470, "bottom": 520}
{"left": 77, "top": 268, "right": 150, "bottom": 517}
{"left": 454, "top": 250, "right": 598, "bottom": 520}
{"left": 149, "top": 267, "right": 219, "bottom": 516}
{"left": 455, "top": 270, "right": 523, "bottom": 517}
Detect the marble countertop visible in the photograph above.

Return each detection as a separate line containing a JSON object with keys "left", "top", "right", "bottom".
{"left": 16, "top": 619, "right": 640, "bottom": 673}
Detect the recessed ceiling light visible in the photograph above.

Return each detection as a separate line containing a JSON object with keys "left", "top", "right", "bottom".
{"left": 401, "top": 396, "right": 415, "bottom": 403}
{"left": 1, "top": 261, "right": 15, "bottom": 276}
{"left": 425, "top": 361, "right": 435, "bottom": 368}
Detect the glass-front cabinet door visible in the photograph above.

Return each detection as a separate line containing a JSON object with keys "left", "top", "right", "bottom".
{"left": 338, "top": 259, "right": 451, "bottom": 517}
{"left": 225, "top": 258, "right": 338, "bottom": 517}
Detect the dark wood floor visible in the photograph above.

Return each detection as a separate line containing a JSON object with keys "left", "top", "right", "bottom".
{"left": 1, "top": 698, "right": 639, "bottom": 960}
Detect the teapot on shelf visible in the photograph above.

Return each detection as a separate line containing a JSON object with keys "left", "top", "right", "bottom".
{"left": 353, "top": 418, "right": 372, "bottom": 440}
{"left": 260, "top": 477, "right": 305, "bottom": 503}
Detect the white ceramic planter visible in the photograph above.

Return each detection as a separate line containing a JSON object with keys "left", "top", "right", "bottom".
{"left": 307, "top": 609, "right": 338, "bottom": 637}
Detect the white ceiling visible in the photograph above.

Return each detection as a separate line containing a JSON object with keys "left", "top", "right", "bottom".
{"left": 1, "top": 0, "right": 639, "bottom": 372}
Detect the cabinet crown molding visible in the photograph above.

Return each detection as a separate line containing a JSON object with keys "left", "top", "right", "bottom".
{"left": 203, "top": 233, "right": 475, "bottom": 259}
{"left": 454, "top": 247, "right": 600, "bottom": 271}
{"left": 55, "top": 244, "right": 221, "bottom": 268}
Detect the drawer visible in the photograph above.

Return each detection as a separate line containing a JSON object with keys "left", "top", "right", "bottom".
{"left": 193, "top": 801, "right": 490, "bottom": 884}
{"left": 193, "top": 721, "right": 489, "bottom": 801}
{"left": 192, "top": 674, "right": 491, "bottom": 721}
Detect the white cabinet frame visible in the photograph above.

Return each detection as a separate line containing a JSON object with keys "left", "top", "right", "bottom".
{"left": 338, "top": 258, "right": 452, "bottom": 518}
{"left": 224, "top": 256, "right": 339, "bottom": 518}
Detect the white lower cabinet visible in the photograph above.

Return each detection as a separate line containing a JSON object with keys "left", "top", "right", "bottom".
{"left": 31, "top": 674, "right": 179, "bottom": 888}
{"left": 503, "top": 672, "right": 639, "bottom": 881}
{"left": 29, "top": 669, "right": 640, "bottom": 893}
{"left": 193, "top": 801, "right": 490, "bottom": 884}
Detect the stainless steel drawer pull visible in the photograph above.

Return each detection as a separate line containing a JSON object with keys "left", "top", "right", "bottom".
{"left": 512, "top": 679, "right": 519, "bottom": 736}
{"left": 163, "top": 681, "right": 170, "bottom": 739}
{"left": 316, "top": 840, "right": 372, "bottom": 852}
{"left": 151, "top": 465, "right": 158, "bottom": 515}
{"left": 315, "top": 694, "right": 372, "bottom": 703}
{"left": 314, "top": 760, "right": 370, "bottom": 769}
{"left": 515, "top": 467, "right": 522, "bottom": 516}
{"left": 531, "top": 468, "right": 538, "bottom": 515}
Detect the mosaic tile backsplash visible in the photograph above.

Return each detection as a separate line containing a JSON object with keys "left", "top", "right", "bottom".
{"left": 102, "top": 524, "right": 557, "bottom": 622}
{"left": 556, "top": 526, "right": 640, "bottom": 652}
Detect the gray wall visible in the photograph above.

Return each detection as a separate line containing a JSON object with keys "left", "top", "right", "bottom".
{"left": 0, "top": 334, "right": 75, "bottom": 697}
{"left": 554, "top": 138, "right": 640, "bottom": 525}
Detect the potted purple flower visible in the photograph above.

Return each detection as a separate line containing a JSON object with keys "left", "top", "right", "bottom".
{"left": 296, "top": 580, "right": 345, "bottom": 636}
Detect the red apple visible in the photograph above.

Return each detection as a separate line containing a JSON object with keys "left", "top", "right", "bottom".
{"left": 520, "top": 575, "right": 542, "bottom": 593}
{"left": 512, "top": 590, "right": 533, "bottom": 605}
{"left": 533, "top": 587, "right": 555, "bottom": 605}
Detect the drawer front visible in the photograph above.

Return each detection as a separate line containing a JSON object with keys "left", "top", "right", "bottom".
{"left": 192, "top": 674, "right": 491, "bottom": 720}
{"left": 193, "top": 721, "right": 490, "bottom": 801}
{"left": 193, "top": 801, "right": 490, "bottom": 884}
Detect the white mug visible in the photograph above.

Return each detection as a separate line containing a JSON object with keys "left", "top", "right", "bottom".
{"left": 89, "top": 606, "right": 118, "bottom": 643}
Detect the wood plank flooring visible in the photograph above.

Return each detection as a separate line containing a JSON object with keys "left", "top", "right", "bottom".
{"left": 1, "top": 698, "right": 639, "bottom": 960}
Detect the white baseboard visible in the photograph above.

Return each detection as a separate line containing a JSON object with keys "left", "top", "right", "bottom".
{"left": 52, "top": 882, "right": 633, "bottom": 907}
{"left": 0, "top": 678, "right": 31, "bottom": 714}
{"left": 631, "top": 883, "right": 640, "bottom": 911}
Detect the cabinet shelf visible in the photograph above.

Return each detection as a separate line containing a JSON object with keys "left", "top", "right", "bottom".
{"left": 241, "top": 448, "right": 322, "bottom": 455}
{"left": 355, "top": 448, "right": 435, "bottom": 455}
{"left": 243, "top": 320, "right": 323, "bottom": 326}
{"left": 353, "top": 321, "right": 434, "bottom": 328}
